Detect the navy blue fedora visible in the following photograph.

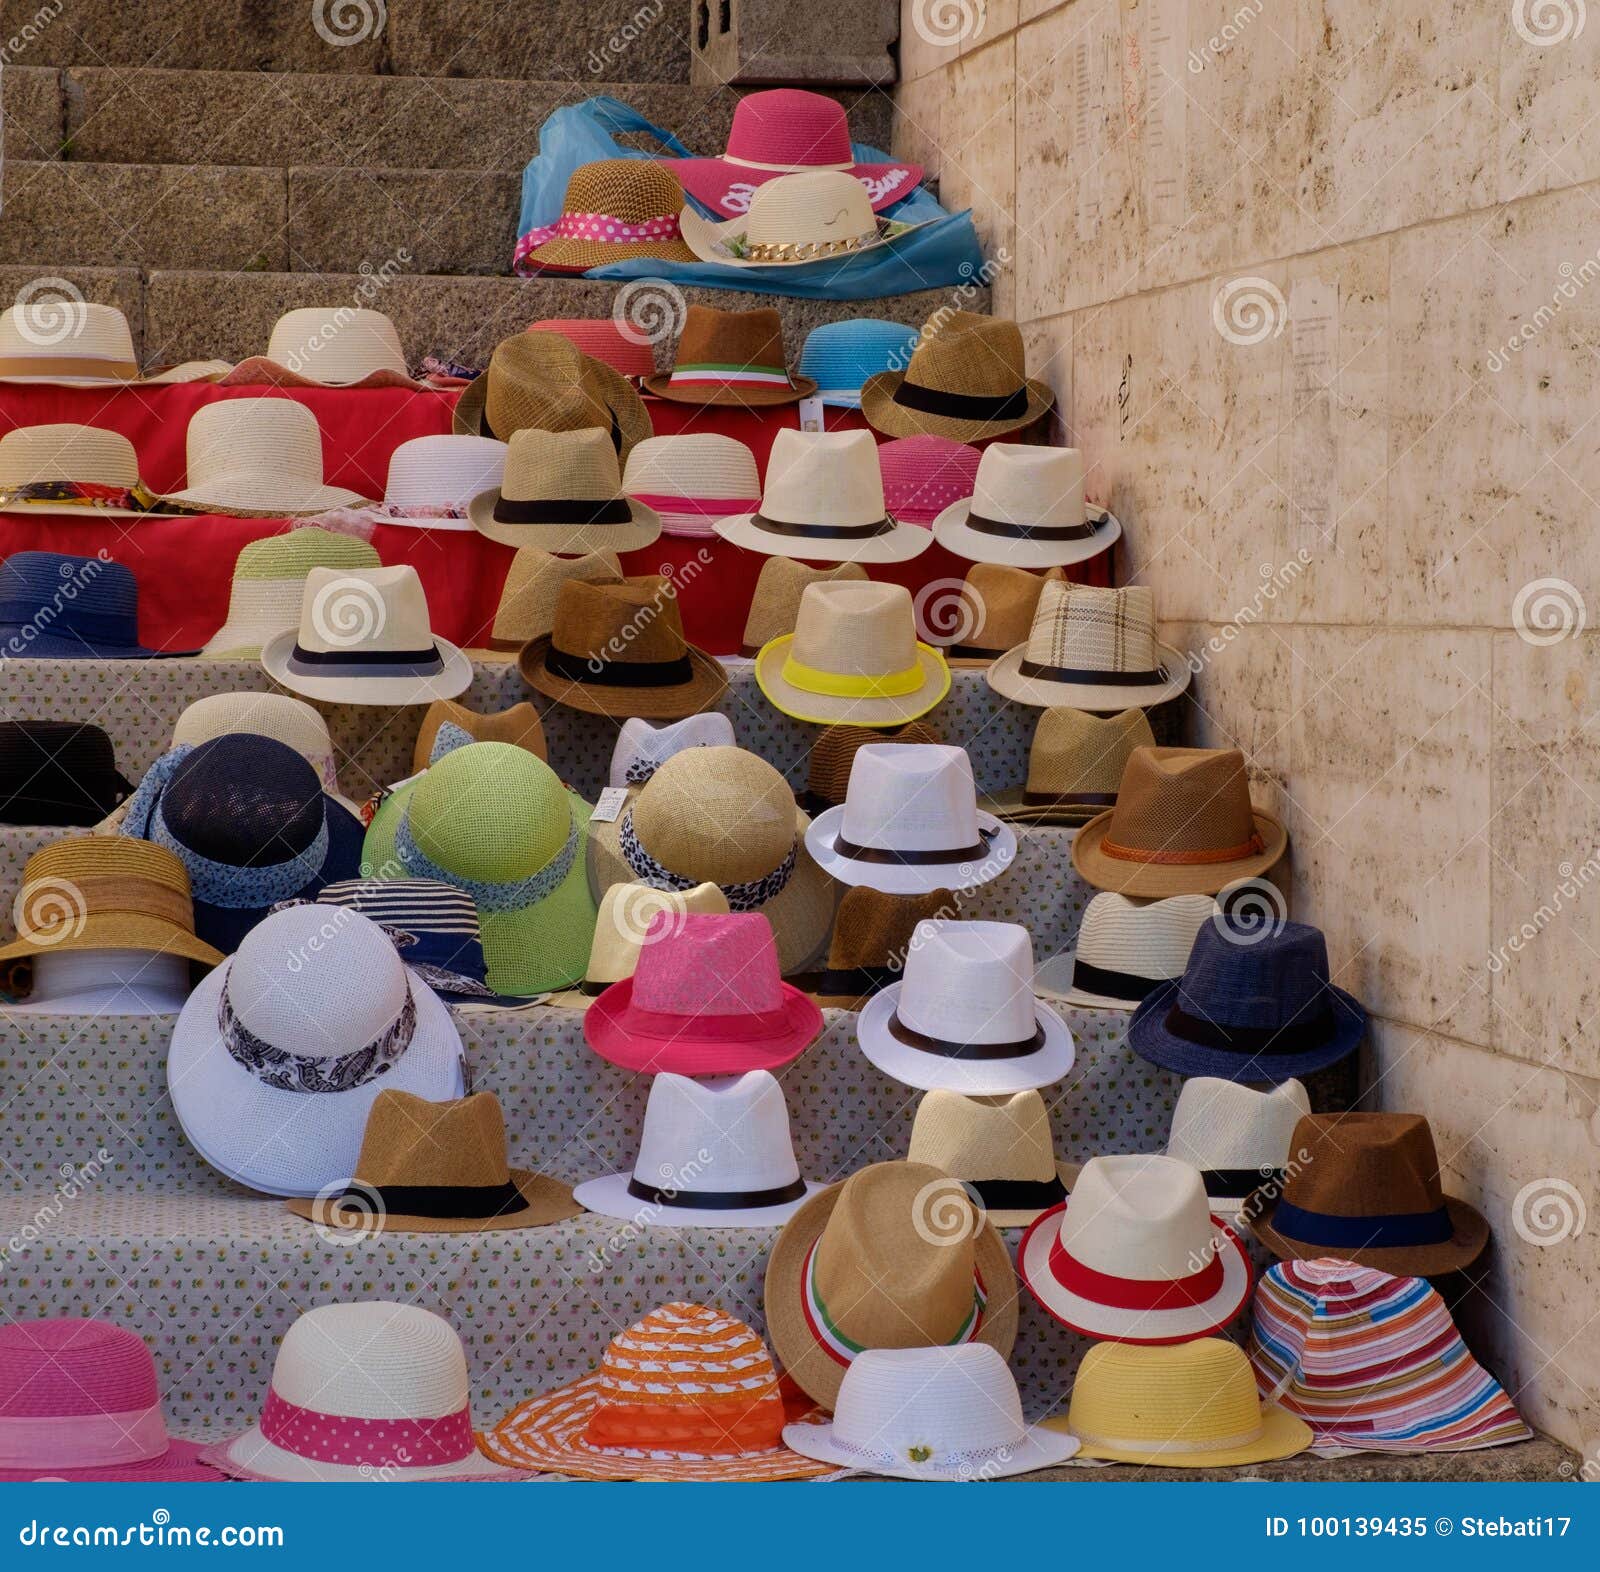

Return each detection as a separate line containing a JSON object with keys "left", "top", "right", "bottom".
{"left": 1127, "top": 917, "right": 1366, "bottom": 1083}
{"left": 0, "top": 551, "right": 195, "bottom": 659}
{"left": 120, "top": 734, "right": 364, "bottom": 953}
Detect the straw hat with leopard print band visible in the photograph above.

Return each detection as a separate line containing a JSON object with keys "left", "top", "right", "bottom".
{"left": 517, "top": 159, "right": 695, "bottom": 273}
{"left": 860, "top": 312, "right": 1054, "bottom": 442}
{"left": 989, "top": 582, "right": 1191, "bottom": 711}
{"left": 642, "top": 305, "right": 815, "bottom": 408}
{"left": 984, "top": 706, "right": 1155, "bottom": 826}
{"left": 765, "top": 1159, "right": 1018, "bottom": 1409}
{"left": 483, "top": 545, "right": 621, "bottom": 652}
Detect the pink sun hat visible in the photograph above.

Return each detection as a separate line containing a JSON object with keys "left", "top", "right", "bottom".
{"left": 667, "top": 89, "right": 923, "bottom": 219}
{"left": 0, "top": 1320, "right": 220, "bottom": 1482}
{"left": 585, "top": 911, "right": 825, "bottom": 1074}
{"left": 878, "top": 435, "right": 983, "bottom": 527}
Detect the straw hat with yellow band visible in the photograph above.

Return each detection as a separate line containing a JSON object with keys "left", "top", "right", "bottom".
{"left": 482, "top": 545, "right": 622, "bottom": 653}
{"left": 756, "top": 579, "right": 949, "bottom": 728}
{"left": 0, "top": 837, "right": 223, "bottom": 972}
{"left": 411, "top": 699, "right": 546, "bottom": 775}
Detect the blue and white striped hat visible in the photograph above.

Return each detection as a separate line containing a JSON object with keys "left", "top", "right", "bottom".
{"left": 798, "top": 320, "right": 922, "bottom": 409}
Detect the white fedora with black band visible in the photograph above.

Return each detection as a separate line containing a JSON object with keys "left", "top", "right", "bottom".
{"left": 857, "top": 919, "right": 1074, "bottom": 1095}
{"left": 806, "top": 742, "right": 1014, "bottom": 895}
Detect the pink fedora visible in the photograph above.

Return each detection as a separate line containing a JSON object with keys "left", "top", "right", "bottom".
{"left": 527, "top": 319, "right": 655, "bottom": 381}
{"left": 878, "top": 435, "right": 983, "bottom": 527}
{"left": 585, "top": 911, "right": 824, "bottom": 1074}
{"left": 667, "top": 89, "right": 923, "bottom": 219}
{"left": 0, "top": 1320, "right": 220, "bottom": 1482}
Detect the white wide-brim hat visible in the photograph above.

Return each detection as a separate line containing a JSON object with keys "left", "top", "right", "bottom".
{"left": 260, "top": 629, "right": 473, "bottom": 708}
{"left": 572, "top": 1173, "right": 822, "bottom": 1229}
{"left": 933, "top": 500, "right": 1122, "bottom": 571}
{"left": 783, "top": 1417, "right": 1076, "bottom": 1481}
{"left": 714, "top": 510, "right": 931, "bottom": 566}
{"left": 804, "top": 806, "right": 1016, "bottom": 896}
{"left": 856, "top": 980, "right": 1074, "bottom": 1095}
{"left": 987, "top": 640, "right": 1193, "bottom": 711}
{"left": 167, "top": 963, "right": 466, "bottom": 1197}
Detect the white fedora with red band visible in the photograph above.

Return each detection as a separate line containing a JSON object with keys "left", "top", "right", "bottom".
{"left": 204, "top": 1302, "right": 516, "bottom": 1481}
{"left": 1020, "top": 1153, "right": 1253, "bottom": 1343}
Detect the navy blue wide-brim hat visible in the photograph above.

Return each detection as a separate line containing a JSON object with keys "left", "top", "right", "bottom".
{"left": 1126, "top": 918, "right": 1367, "bottom": 1083}
{"left": 0, "top": 551, "right": 198, "bottom": 659}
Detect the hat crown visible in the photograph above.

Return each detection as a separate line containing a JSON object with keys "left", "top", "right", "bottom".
{"left": 1281, "top": 1112, "right": 1448, "bottom": 1219}
{"left": 0, "top": 1318, "right": 159, "bottom": 1419}
{"left": 294, "top": 563, "right": 436, "bottom": 657}
{"left": 761, "top": 427, "right": 885, "bottom": 526}
{"left": 877, "top": 434, "right": 982, "bottom": 515}
{"left": 903, "top": 313, "right": 1028, "bottom": 399}
{"left": 561, "top": 157, "right": 685, "bottom": 221}
{"left": 265, "top": 306, "right": 406, "bottom": 383}
{"left": 950, "top": 563, "right": 1061, "bottom": 651}
{"left": 1105, "top": 745, "right": 1259, "bottom": 855}
{"left": 671, "top": 304, "right": 788, "bottom": 376}
{"left": 804, "top": 719, "right": 940, "bottom": 807}
{"left": 726, "top": 88, "right": 853, "bottom": 166}
{"left": 634, "top": 1070, "right": 802, "bottom": 1193}
{"left": 908, "top": 1089, "right": 1057, "bottom": 1185}
{"left": 185, "top": 396, "right": 327, "bottom": 485}
{"left": 408, "top": 742, "right": 572, "bottom": 881}
{"left": 528, "top": 318, "right": 655, "bottom": 379}
{"left": 1070, "top": 1338, "right": 1266, "bottom": 1447}
{"left": 824, "top": 883, "right": 956, "bottom": 969}
{"left": 798, "top": 318, "right": 920, "bottom": 395}
{"left": 163, "top": 734, "right": 325, "bottom": 864}
{"left": 479, "top": 330, "right": 635, "bottom": 447}
{"left": 586, "top": 880, "right": 729, "bottom": 983}
{"left": 0, "top": 550, "right": 138, "bottom": 626}
{"left": 18, "top": 834, "right": 194, "bottom": 905}
{"left": 353, "top": 1090, "right": 511, "bottom": 1188}
{"left": 791, "top": 579, "right": 917, "bottom": 676}
{"left": 491, "top": 545, "right": 623, "bottom": 644}
{"left": 1174, "top": 918, "right": 1337, "bottom": 1031}
{"left": 172, "top": 692, "right": 335, "bottom": 785}
{"left": 744, "top": 558, "right": 867, "bottom": 651}
{"left": 0, "top": 423, "right": 139, "bottom": 486}
{"left": 1057, "top": 1154, "right": 1224, "bottom": 1279}
{"left": 501, "top": 425, "right": 625, "bottom": 502}
{"left": 897, "top": 919, "right": 1039, "bottom": 1045}
{"left": 630, "top": 911, "right": 784, "bottom": 1016}
{"left": 632, "top": 746, "right": 796, "bottom": 884}
{"left": 1027, "top": 706, "right": 1155, "bottom": 795}
{"left": 269, "top": 1302, "right": 469, "bottom": 1421}
{"left": 384, "top": 434, "right": 507, "bottom": 508}
{"left": 972, "top": 442, "right": 1085, "bottom": 526}
{"left": 1074, "top": 890, "right": 1214, "bottom": 980}
{"left": 550, "top": 576, "right": 688, "bottom": 666}
{"left": 830, "top": 1344, "right": 1027, "bottom": 1462}
{"left": 1167, "top": 1077, "right": 1311, "bottom": 1171}
{"left": 740, "top": 169, "right": 876, "bottom": 247}
{"left": 229, "top": 526, "right": 380, "bottom": 587}
{"left": 0, "top": 301, "right": 135, "bottom": 368}
{"left": 839, "top": 742, "right": 979, "bottom": 852}
{"left": 610, "top": 713, "right": 736, "bottom": 787}
{"left": 1025, "top": 581, "right": 1158, "bottom": 673}
{"left": 623, "top": 433, "right": 759, "bottom": 500}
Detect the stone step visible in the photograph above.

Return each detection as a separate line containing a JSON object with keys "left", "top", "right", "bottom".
{"left": 3, "top": 67, "right": 62, "bottom": 162}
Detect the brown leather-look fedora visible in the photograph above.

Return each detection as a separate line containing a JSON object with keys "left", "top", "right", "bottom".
{"left": 643, "top": 305, "right": 815, "bottom": 409}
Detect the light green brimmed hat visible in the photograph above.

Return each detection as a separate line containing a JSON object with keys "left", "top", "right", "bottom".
{"left": 362, "top": 741, "right": 596, "bottom": 997}
{"left": 202, "top": 526, "right": 381, "bottom": 658}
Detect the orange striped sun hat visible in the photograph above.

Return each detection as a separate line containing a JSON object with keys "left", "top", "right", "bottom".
{"left": 479, "top": 1303, "right": 834, "bottom": 1481}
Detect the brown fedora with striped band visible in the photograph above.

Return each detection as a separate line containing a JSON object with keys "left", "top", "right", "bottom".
{"left": 643, "top": 305, "right": 814, "bottom": 408}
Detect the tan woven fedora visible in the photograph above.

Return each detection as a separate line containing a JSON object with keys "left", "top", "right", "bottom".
{"left": 468, "top": 427, "right": 660, "bottom": 553}
{"left": 861, "top": 312, "right": 1054, "bottom": 442}
{"left": 412, "top": 698, "right": 547, "bottom": 774}
{"left": 934, "top": 442, "right": 1120, "bottom": 570}
{"left": 765, "top": 1159, "right": 1019, "bottom": 1407}
{"left": 484, "top": 546, "right": 622, "bottom": 652}
{"left": 755, "top": 579, "right": 950, "bottom": 727}
{"left": 287, "top": 1090, "right": 578, "bottom": 1233}
{"left": 789, "top": 884, "right": 957, "bottom": 1007}
{"left": 936, "top": 563, "right": 1062, "bottom": 665}
{"left": 155, "top": 398, "right": 367, "bottom": 516}
{"left": 452, "top": 329, "right": 651, "bottom": 457}
{"left": 716, "top": 428, "right": 931, "bottom": 565}
{"left": 642, "top": 305, "right": 815, "bottom": 408}
{"left": 908, "top": 1089, "right": 1072, "bottom": 1228}
{"left": 1073, "top": 746, "right": 1288, "bottom": 897}
{"left": 799, "top": 720, "right": 941, "bottom": 813}
{"left": 520, "top": 577, "right": 728, "bottom": 720}
{"left": 0, "top": 300, "right": 227, "bottom": 385}
{"left": 518, "top": 159, "right": 695, "bottom": 272}
{"left": 586, "top": 745, "right": 834, "bottom": 975}
{"left": 740, "top": 557, "right": 867, "bottom": 657}
{"left": 988, "top": 581, "right": 1192, "bottom": 711}
{"left": 985, "top": 706, "right": 1156, "bottom": 825}
{"left": 0, "top": 424, "right": 159, "bottom": 517}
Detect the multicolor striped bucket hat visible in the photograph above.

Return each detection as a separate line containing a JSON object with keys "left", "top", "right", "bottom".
{"left": 1249, "top": 1259, "right": 1532, "bottom": 1453}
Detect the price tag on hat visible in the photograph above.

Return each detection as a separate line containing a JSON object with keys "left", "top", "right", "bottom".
{"left": 797, "top": 395, "right": 825, "bottom": 433}
{"left": 590, "top": 786, "right": 630, "bottom": 823}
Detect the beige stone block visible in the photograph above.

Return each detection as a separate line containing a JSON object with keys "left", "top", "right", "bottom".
{"left": 891, "top": 69, "right": 947, "bottom": 181}
{"left": 1164, "top": 619, "right": 1295, "bottom": 796}
{"left": 941, "top": 37, "right": 1018, "bottom": 288}
{"left": 961, "top": 0, "right": 1019, "bottom": 53}
{"left": 1020, "top": 312, "right": 1072, "bottom": 443}
{"left": 1499, "top": 10, "right": 1600, "bottom": 201}
{"left": 899, "top": 0, "right": 967, "bottom": 78}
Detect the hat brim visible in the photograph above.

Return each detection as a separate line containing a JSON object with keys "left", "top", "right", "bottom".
{"left": 982, "top": 791, "right": 1104, "bottom": 827}
{"left": 217, "top": 357, "right": 429, "bottom": 391}
{"left": 480, "top": 1373, "right": 836, "bottom": 1481}
{"left": 286, "top": 1168, "right": 579, "bottom": 1232}
{"left": 860, "top": 371, "right": 1056, "bottom": 442}
{"left": 465, "top": 488, "right": 662, "bottom": 553}
{"left": 0, "top": 627, "right": 198, "bottom": 659}
{"left": 583, "top": 974, "right": 823, "bottom": 1074}
{"left": 585, "top": 795, "right": 835, "bottom": 978}
{"left": 781, "top": 1417, "right": 1080, "bottom": 1480}
{"left": 1031, "top": 949, "right": 1148, "bottom": 1011}
{"left": 1019, "top": 1202, "right": 1255, "bottom": 1343}
{"left": 1126, "top": 975, "right": 1366, "bottom": 1080}
{"left": 260, "top": 629, "right": 475, "bottom": 707}
{"left": 518, "top": 236, "right": 698, "bottom": 271}
{"left": 573, "top": 1172, "right": 822, "bottom": 1229}
{"left": 155, "top": 477, "right": 367, "bottom": 516}
{"left": 519, "top": 636, "right": 727, "bottom": 722}
{"left": 362, "top": 783, "right": 598, "bottom": 996}
{"left": 0, "top": 500, "right": 152, "bottom": 519}
{"left": 856, "top": 982, "right": 1074, "bottom": 1095}
{"left": 166, "top": 960, "right": 467, "bottom": 1197}
{"left": 201, "top": 1429, "right": 518, "bottom": 1482}
{"left": 641, "top": 372, "right": 818, "bottom": 409}
{"left": 2, "top": 980, "right": 195, "bottom": 1015}
{"left": 673, "top": 158, "right": 925, "bottom": 218}
{"left": 678, "top": 206, "right": 933, "bottom": 268}
{"left": 1043, "top": 1402, "right": 1313, "bottom": 1468}
{"left": 0, "top": 912, "right": 224, "bottom": 968}
{"left": 1248, "top": 1192, "right": 1490, "bottom": 1278}
{"left": 764, "top": 1178, "right": 1020, "bottom": 1409}
{"left": 714, "top": 512, "right": 933, "bottom": 566}
{"left": 0, "top": 1439, "right": 223, "bottom": 1483}
{"left": 754, "top": 636, "right": 950, "bottom": 727}
{"left": 933, "top": 503, "right": 1123, "bottom": 570}
{"left": 987, "top": 640, "right": 1194, "bottom": 711}
{"left": 804, "top": 805, "right": 1016, "bottom": 895}
{"left": 1071, "top": 808, "right": 1288, "bottom": 898}
{"left": 0, "top": 361, "right": 230, "bottom": 388}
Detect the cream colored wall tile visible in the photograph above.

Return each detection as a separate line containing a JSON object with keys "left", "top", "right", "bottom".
{"left": 1020, "top": 313, "right": 1072, "bottom": 442}
{"left": 940, "top": 36, "right": 1018, "bottom": 291}
{"left": 1499, "top": 8, "right": 1600, "bottom": 201}
{"left": 1164, "top": 618, "right": 1295, "bottom": 790}
{"left": 899, "top": 1, "right": 967, "bottom": 78}
{"left": 961, "top": 0, "right": 1019, "bottom": 52}
{"left": 891, "top": 67, "right": 948, "bottom": 180}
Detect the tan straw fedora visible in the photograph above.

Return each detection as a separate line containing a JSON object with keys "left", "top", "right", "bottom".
{"left": 935, "top": 563, "right": 1062, "bottom": 664}
{"left": 740, "top": 556, "right": 867, "bottom": 656}
{"left": 468, "top": 427, "right": 660, "bottom": 553}
{"left": 453, "top": 329, "right": 650, "bottom": 457}
{"left": 861, "top": 311, "right": 1054, "bottom": 442}
{"left": 155, "top": 397, "right": 367, "bottom": 516}
{"left": 988, "top": 581, "right": 1192, "bottom": 711}
{"left": 0, "top": 300, "right": 227, "bottom": 385}
{"left": 642, "top": 305, "right": 815, "bottom": 408}
{"left": 1073, "top": 746, "right": 1288, "bottom": 897}
{"left": 412, "top": 698, "right": 546, "bottom": 774}
{"left": 287, "top": 1090, "right": 578, "bottom": 1233}
{"left": 789, "top": 884, "right": 957, "bottom": 1007}
{"left": 907, "top": 1089, "right": 1072, "bottom": 1228}
{"left": 715, "top": 428, "right": 930, "bottom": 565}
{"left": 232, "top": 306, "right": 413, "bottom": 389}
{"left": 520, "top": 576, "right": 728, "bottom": 720}
{"left": 765, "top": 1159, "right": 1019, "bottom": 1407}
{"left": 484, "top": 545, "right": 622, "bottom": 652}
{"left": 516, "top": 159, "right": 695, "bottom": 272}
{"left": 585, "top": 745, "right": 834, "bottom": 975}
{"left": 798, "top": 720, "right": 941, "bottom": 813}
{"left": 680, "top": 169, "right": 928, "bottom": 269}
{"left": 0, "top": 424, "right": 162, "bottom": 517}
{"left": 984, "top": 706, "right": 1156, "bottom": 825}
{"left": 755, "top": 579, "right": 950, "bottom": 727}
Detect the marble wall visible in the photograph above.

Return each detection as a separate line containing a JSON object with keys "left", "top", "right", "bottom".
{"left": 896, "top": 0, "right": 1600, "bottom": 1453}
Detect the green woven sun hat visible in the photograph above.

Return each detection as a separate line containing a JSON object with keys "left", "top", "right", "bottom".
{"left": 362, "top": 741, "right": 596, "bottom": 997}
{"left": 202, "top": 526, "right": 381, "bottom": 658}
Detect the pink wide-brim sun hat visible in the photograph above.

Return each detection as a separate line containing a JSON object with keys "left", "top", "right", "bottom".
{"left": 0, "top": 1440, "right": 219, "bottom": 1484}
